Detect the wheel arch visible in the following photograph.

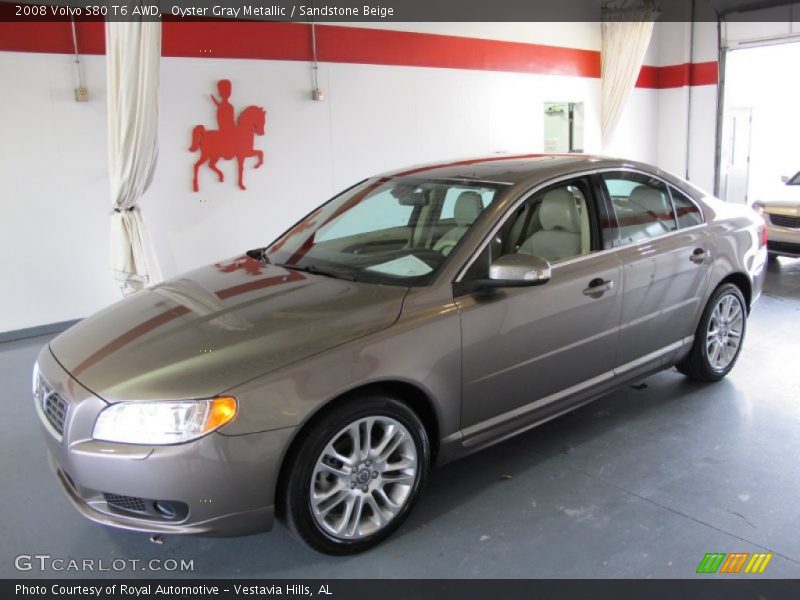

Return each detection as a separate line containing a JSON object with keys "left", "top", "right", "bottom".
{"left": 273, "top": 379, "right": 441, "bottom": 520}
{"left": 718, "top": 271, "right": 752, "bottom": 313}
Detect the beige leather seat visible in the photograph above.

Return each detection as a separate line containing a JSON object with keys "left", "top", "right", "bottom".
{"left": 518, "top": 188, "right": 581, "bottom": 262}
{"left": 433, "top": 191, "right": 483, "bottom": 256}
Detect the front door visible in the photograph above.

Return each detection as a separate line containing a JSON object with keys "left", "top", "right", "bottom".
{"left": 456, "top": 178, "right": 623, "bottom": 440}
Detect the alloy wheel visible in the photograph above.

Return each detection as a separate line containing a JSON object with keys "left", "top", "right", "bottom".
{"left": 309, "top": 416, "right": 418, "bottom": 540}
{"left": 706, "top": 292, "right": 745, "bottom": 371}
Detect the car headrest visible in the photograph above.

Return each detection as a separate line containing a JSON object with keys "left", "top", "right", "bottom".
{"left": 454, "top": 191, "right": 483, "bottom": 227}
{"left": 539, "top": 188, "right": 580, "bottom": 233}
{"left": 629, "top": 185, "right": 667, "bottom": 214}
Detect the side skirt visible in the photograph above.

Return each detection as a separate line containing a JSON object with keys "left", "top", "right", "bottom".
{"left": 437, "top": 336, "right": 693, "bottom": 465}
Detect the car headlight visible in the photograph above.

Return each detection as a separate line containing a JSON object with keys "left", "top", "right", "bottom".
{"left": 92, "top": 397, "right": 237, "bottom": 445}
{"left": 32, "top": 363, "right": 41, "bottom": 398}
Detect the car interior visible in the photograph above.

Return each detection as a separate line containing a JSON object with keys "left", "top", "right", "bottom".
{"left": 507, "top": 185, "right": 591, "bottom": 263}
{"left": 603, "top": 176, "right": 680, "bottom": 244}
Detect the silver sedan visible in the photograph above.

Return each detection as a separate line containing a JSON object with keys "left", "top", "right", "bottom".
{"left": 33, "top": 155, "right": 767, "bottom": 554}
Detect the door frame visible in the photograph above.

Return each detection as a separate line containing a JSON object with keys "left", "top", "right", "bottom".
{"left": 719, "top": 106, "right": 752, "bottom": 205}
{"left": 714, "top": 16, "right": 800, "bottom": 197}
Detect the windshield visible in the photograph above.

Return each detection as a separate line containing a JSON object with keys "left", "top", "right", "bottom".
{"left": 263, "top": 177, "right": 508, "bottom": 286}
{"left": 788, "top": 171, "right": 800, "bottom": 186}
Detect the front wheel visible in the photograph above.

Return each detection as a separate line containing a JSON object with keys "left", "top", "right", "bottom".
{"left": 676, "top": 283, "right": 747, "bottom": 382}
{"left": 282, "top": 396, "right": 430, "bottom": 555}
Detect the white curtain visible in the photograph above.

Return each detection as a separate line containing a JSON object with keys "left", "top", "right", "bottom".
{"left": 600, "top": 9, "right": 656, "bottom": 151}
{"left": 106, "top": 20, "right": 162, "bottom": 295}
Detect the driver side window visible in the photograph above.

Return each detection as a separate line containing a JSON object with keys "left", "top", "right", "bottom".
{"left": 463, "top": 179, "right": 596, "bottom": 281}
{"left": 500, "top": 182, "right": 593, "bottom": 264}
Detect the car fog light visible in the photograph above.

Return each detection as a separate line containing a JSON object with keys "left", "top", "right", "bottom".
{"left": 154, "top": 501, "right": 177, "bottom": 519}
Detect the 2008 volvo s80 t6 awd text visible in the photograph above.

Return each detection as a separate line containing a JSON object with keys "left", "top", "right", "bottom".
{"left": 33, "top": 155, "right": 767, "bottom": 554}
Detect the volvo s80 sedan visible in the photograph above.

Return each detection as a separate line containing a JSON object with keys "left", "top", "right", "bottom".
{"left": 33, "top": 155, "right": 767, "bottom": 554}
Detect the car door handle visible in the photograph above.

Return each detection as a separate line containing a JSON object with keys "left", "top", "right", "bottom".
{"left": 583, "top": 278, "right": 614, "bottom": 297}
{"left": 690, "top": 248, "right": 708, "bottom": 264}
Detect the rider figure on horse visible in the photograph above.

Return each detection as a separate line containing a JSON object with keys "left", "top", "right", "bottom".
{"left": 210, "top": 79, "right": 235, "bottom": 133}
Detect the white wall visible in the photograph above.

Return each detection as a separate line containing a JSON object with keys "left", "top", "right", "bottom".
{"left": 1, "top": 23, "right": 665, "bottom": 332}
{"left": 0, "top": 52, "right": 119, "bottom": 332}
{"left": 652, "top": 20, "right": 719, "bottom": 193}
{"left": 153, "top": 56, "right": 657, "bottom": 277}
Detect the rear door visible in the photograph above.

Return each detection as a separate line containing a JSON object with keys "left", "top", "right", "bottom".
{"left": 596, "top": 170, "right": 712, "bottom": 369}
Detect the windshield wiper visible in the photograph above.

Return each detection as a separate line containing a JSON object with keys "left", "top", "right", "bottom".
{"left": 276, "top": 263, "right": 356, "bottom": 281}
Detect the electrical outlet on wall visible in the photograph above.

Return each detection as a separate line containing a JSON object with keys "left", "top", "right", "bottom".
{"left": 75, "top": 87, "right": 89, "bottom": 102}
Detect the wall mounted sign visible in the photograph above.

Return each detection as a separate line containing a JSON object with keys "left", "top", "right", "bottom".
{"left": 190, "top": 79, "right": 267, "bottom": 192}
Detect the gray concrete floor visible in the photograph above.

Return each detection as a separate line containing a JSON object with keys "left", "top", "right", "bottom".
{"left": 2, "top": 259, "right": 799, "bottom": 579}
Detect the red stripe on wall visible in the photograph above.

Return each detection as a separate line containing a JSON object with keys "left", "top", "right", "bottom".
{"left": 636, "top": 61, "right": 718, "bottom": 88}
{"left": 162, "top": 20, "right": 313, "bottom": 61}
{"left": 0, "top": 20, "right": 716, "bottom": 88}
{"left": 316, "top": 25, "right": 600, "bottom": 77}
{"left": 0, "top": 20, "right": 104, "bottom": 54}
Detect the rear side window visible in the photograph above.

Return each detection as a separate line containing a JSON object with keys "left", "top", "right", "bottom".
{"left": 601, "top": 172, "right": 677, "bottom": 245}
{"left": 669, "top": 186, "right": 704, "bottom": 228}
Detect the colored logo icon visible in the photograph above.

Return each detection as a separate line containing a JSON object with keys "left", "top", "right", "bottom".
{"left": 696, "top": 552, "right": 772, "bottom": 574}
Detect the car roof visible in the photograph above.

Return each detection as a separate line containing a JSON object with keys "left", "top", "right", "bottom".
{"left": 376, "top": 153, "right": 656, "bottom": 186}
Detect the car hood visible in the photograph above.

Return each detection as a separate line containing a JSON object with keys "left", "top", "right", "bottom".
{"left": 756, "top": 185, "right": 800, "bottom": 207}
{"left": 50, "top": 257, "right": 407, "bottom": 402}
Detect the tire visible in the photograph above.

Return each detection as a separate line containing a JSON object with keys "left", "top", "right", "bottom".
{"left": 676, "top": 283, "right": 747, "bottom": 382}
{"left": 282, "top": 395, "right": 430, "bottom": 555}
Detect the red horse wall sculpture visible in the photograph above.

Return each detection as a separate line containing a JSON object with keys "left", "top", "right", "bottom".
{"left": 190, "top": 80, "right": 267, "bottom": 192}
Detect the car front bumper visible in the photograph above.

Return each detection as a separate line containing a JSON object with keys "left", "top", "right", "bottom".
{"left": 34, "top": 346, "right": 295, "bottom": 537}
{"left": 765, "top": 213, "right": 800, "bottom": 257}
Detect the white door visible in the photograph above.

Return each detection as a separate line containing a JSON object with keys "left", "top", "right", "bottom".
{"left": 720, "top": 107, "right": 752, "bottom": 204}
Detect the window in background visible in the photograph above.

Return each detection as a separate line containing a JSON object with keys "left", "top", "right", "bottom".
{"left": 543, "top": 102, "right": 584, "bottom": 153}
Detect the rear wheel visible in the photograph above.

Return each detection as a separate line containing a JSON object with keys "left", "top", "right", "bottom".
{"left": 282, "top": 395, "right": 430, "bottom": 555}
{"left": 677, "top": 283, "right": 747, "bottom": 382}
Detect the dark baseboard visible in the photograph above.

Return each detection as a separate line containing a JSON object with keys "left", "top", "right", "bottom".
{"left": 0, "top": 319, "right": 81, "bottom": 344}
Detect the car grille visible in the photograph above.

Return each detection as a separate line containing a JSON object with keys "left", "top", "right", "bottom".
{"left": 104, "top": 493, "right": 148, "bottom": 513}
{"left": 42, "top": 389, "right": 68, "bottom": 436}
{"left": 769, "top": 213, "right": 800, "bottom": 229}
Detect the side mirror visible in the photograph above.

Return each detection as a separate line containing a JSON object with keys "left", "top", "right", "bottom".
{"left": 487, "top": 253, "right": 551, "bottom": 287}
